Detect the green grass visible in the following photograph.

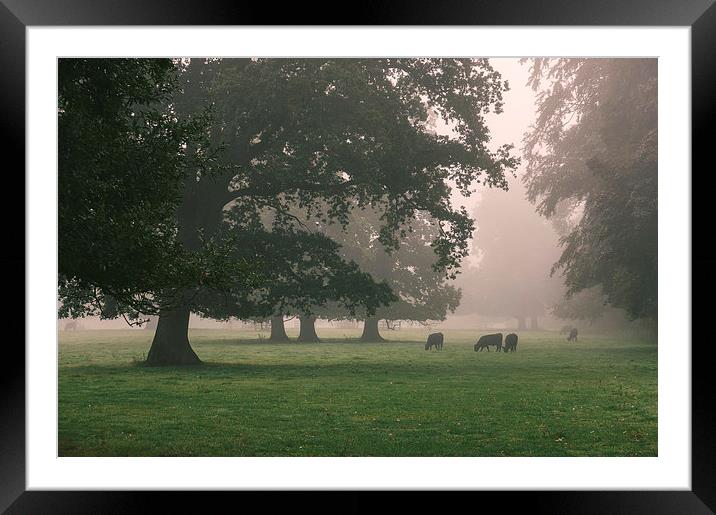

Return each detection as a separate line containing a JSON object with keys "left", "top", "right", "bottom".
{"left": 59, "top": 328, "right": 657, "bottom": 457}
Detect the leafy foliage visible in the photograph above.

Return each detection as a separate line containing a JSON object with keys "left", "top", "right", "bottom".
{"left": 522, "top": 58, "right": 657, "bottom": 319}
{"left": 193, "top": 219, "right": 397, "bottom": 321}
{"left": 323, "top": 206, "right": 461, "bottom": 324}
{"left": 58, "top": 58, "right": 221, "bottom": 322}
{"left": 199, "top": 58, "right": 518, "bottom": 277}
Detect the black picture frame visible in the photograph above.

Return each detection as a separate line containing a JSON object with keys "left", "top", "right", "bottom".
{"left": 4, "top": 1, "right": 714, "bottom": 513}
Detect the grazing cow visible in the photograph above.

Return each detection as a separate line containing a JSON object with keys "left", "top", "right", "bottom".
{"left": 474, "top": 333, "right": 503, "bottom": 352}
{"left": 567, "top": 327, "right": 578, "bottom": 342}
{"left": 425, "top": 332, "right": 444, "bottom": 351}
{"left": 504, "top": 333, "right": 518, "bottom": 352}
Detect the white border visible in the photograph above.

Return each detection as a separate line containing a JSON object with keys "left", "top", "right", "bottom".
{"left": 27, "top": 27, "right": 691, "bottom": 490}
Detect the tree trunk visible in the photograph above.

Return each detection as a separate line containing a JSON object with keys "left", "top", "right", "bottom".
{"left": 297, "top": 315, "right": 320, "bottom": 342}
{"left": 146, "top": 166, "right": 227, "bottom": 364}
{"left": 517, "top": 316, "right": 526, "bottom": 330}
{"left": 146, "top": 306, "right": 201, "bottom": 366}
{"left": 529, "top": 316, "right": 540, "bottom": 330}
{"left": 269, "top": 316, "right": 290, "bottom": 342}
{"left": 360, "top": 316, "right": 386, "bottom": 342}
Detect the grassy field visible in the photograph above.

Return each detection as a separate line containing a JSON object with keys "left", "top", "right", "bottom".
{"left": 58, "top": 328, "right": 657, "bottom": 457}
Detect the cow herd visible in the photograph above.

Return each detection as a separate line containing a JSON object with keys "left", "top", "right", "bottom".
{"left": 424, "top": 328, "right": 579, "bottom": 352}
{"left": 423, "top": 331, "right": 519, "bottom": 352}
{"left": 473, "top": 332, "right": 518, "bottom": 352}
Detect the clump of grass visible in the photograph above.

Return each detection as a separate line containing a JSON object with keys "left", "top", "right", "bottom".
{"left": 130, "top": 354, "right": 148, "bottom": 367}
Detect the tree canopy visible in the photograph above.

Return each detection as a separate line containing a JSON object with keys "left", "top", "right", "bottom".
{"left": 197, "top": 58, "right": 518, "bottom": 274}
{"left": 325, "top": 206, "right": 461, "bottom": 330}
{"left": 59, "top": 57, "right": 518, "bottom": 365}
{"left": 193, "top": 214, "right": 397, "bottom": 324}
{"left": 58, "top": 58, "right": 224, "bottom": 323}
{"left": 521, "top": 58, "right": 657, "bottom": 320}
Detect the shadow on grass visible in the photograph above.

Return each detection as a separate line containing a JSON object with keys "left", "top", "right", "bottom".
{"left": 194, "top": 338, "right": 425, "bottom": 347}
{"left": 63, "top": 358, "right": 484, "bottom": 379}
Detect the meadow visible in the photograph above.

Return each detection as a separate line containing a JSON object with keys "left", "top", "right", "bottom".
{"left": 58, "top": 328, "right": 657, "bottom": 457}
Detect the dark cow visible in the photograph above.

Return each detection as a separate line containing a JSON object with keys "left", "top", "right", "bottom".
{"left": 567, "top": 327, "right": 578, "bottom": 342}
{"left": 504, "top": 333, "right": 518, "bottom": 352}
{"left": 425, "top": 332, "right": 444, "bottom": 351}
{"left": 474, "top": 333, "right": 503, "bottom": 352}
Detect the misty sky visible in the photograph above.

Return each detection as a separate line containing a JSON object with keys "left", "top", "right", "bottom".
{"left": 450, "top": 58, "right": 540, "bottom": 267}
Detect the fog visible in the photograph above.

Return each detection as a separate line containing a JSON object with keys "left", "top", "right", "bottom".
{"left": 60, "top": 58, "right": 653, "bottom": 337}
{"left": 440, "top": 59, "right": 559, "bottom": 329}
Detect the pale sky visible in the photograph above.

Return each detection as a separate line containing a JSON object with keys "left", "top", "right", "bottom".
{"left": 449, "top": 58, "right": 539, "bottom": 267}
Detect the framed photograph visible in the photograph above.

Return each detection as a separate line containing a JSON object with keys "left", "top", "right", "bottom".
{"left": 5, "top": 0, "right": 714, "bottom": 512}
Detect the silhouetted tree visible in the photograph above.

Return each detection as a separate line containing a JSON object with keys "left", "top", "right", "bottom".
{"left": 57, "top": 58, "right": 223, "bottom": 329}
{"left": 195, "top": 221, "right": 396, "bottom": 345}
{"left": 321, "top": 207, "right": 461, "bottom": 342}
{"left": 522, "top": 58, "right": 657, "bottom": 320}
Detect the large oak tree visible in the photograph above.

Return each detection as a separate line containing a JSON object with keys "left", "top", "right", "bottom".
{"left": 60, "top": 58, "right": 518, "bottom": 365}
